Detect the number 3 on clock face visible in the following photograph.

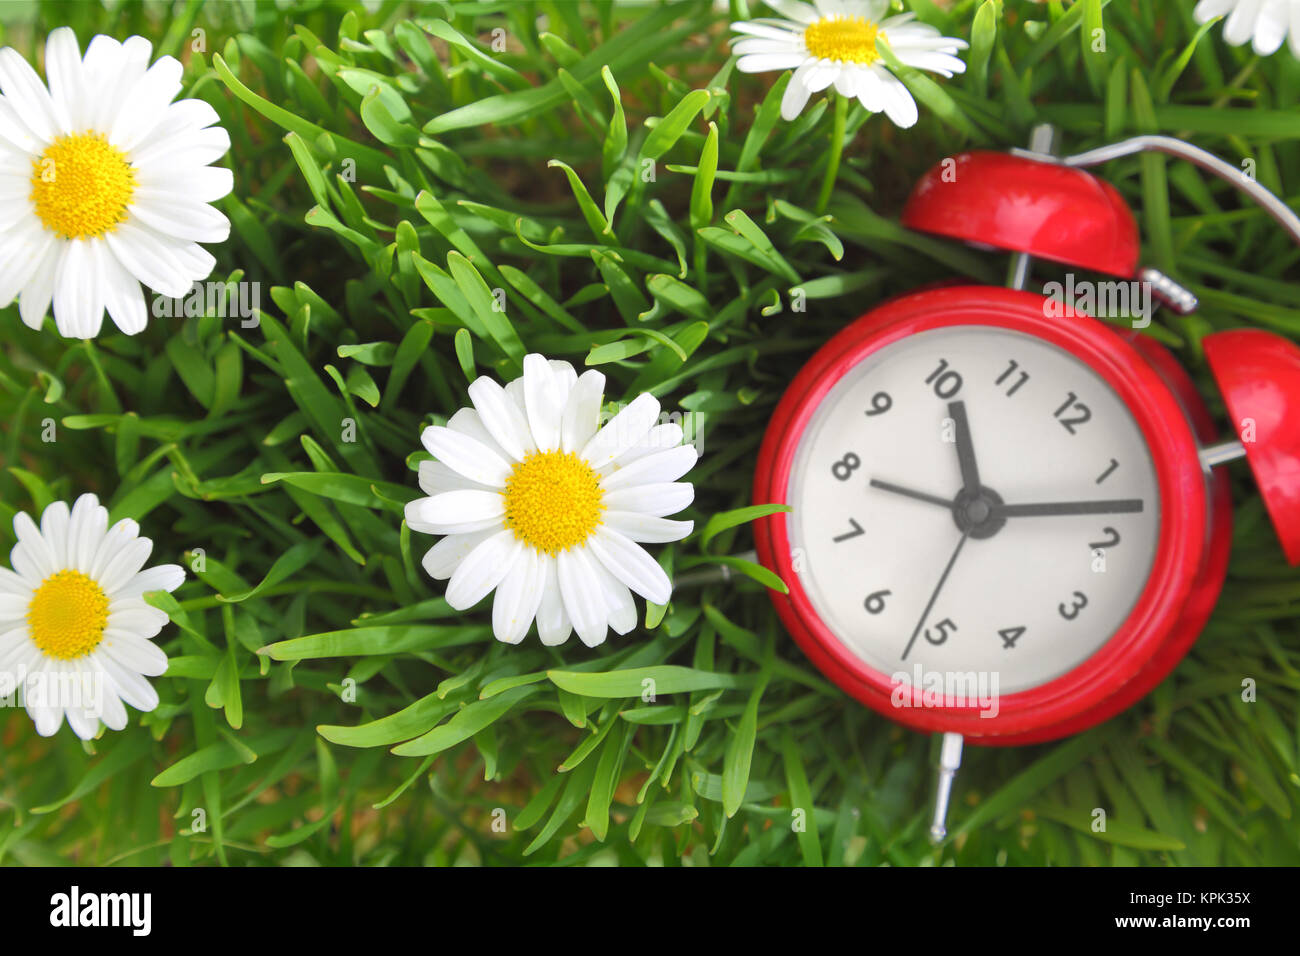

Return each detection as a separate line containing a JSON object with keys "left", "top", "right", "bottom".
{"left": 753, "top": 286, "right": 1229, "bottom": 745}
{"left": 788, "top": 326, "right": 1160, "bottom": 694}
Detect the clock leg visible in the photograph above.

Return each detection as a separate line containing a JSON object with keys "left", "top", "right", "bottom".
{"left": 929, "top": 732, "right": 965, "bottom": 843}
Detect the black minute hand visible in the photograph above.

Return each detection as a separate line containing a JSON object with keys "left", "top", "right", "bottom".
{"left": 992, "top": 499, "right": 1144, "bottom": 518}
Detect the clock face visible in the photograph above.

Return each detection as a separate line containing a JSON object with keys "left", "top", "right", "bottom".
{"left": 786, "top": 326, "right": 1160, "bottom": 696}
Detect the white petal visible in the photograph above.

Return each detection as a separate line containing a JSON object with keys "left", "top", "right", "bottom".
{"left": 0, "top": 46, "right": 57, "bottom": 143}
{"left": 468, "top": 375, "right": 535, "bottom": 461}
{"left": 0, "top": 631, "right": 37, "bottom": 671}
{"left": 781, "top": 61, "right": 816, "bottom": 120}
{"left": 0, "top": 592, "right": 28, "bottom": 622}
{"left": 105, "top": 221, "right": 208, "bottom": 298}
{"left": 51, "top": 241, "right": 109, "bottom": 339}
{"left": 420, "top": 425, "right": 512, "bottom": 487}
{"left": 0, "top": 173, "right": 31, "bottom": 207}
{"left": 522, "top": 353, "right": 565, "bottom": 451}
{"left": 95, "top": 650, "right": 159, "bottom": 712}
{"left": 759, "top": 0, "right": 820, "bottom": 24}
{"left": 405, "top": 490, "right": 504, "bottom": 535}
{"left": 133, "top": 97, "right": 221, "bottom": 143}
{"left": 96, "top": 687, "right": 128, "bottom": 731}
{"left": 65, "top": 697, "right": 100, "bottom": 739}
{"left": 43, "top": 27, "right": 85, "bottom": 132}
{"left": 878, "top": 11, "right": 920, "bottom": 30}
{"left": 732, "top": 38, "right": 804, "bottom": 55}
{"left": 0, "top": 94, "right": 42, "bottom": 152}
{"left": 730, "top": 20, "right": 807, "bottom": 41}
{"left": 126, "top": 197, "right": 230, "bottom": 244}
{"left": 1195, "top": 0, "right": 1240, "bottom": 21}
{"left": 535, "top": 557, "right": 572, "bottom": 646}
{"left": 0, "top": 632, "right": 32, "bottom": 672}
{"left": 30, "top": 696, "right": 66, "bottom": 736}
{"left": 17, "top": 238, "right": 59, "bottom": 330}
{"left": 549, "top": 360, "right": 578, "bottom": 408}
{"left": 856, "top": 66, "right": 887, "bottom": 112}
{"left": 803, "top": 59, "right": 839, "bottom": 93}
{"left": 0, "top": 567, "right": 29, "bottom": 595}
{"left": 736, "top": 52, "right": 809, "bottom": 73}
{"left": 603, "top": 512, "right": 694, "bottom": 544}
{"left": 100, "top": 630, "right": 168, "bottom": 676}
{"left": 581, "top": 392, "right": 660, "bottom": 468}
{"left": 38, "top": 500, "right": 71, "bottom": 568}
{"left": 107, "top": 600, "right": 169, "bottom": 638}
{"left": 67, "top": 493, "right": 108, "bottom": 573}
{"left": 88, "top": 517, "right": 137, "bottom": 580}
{"left": 1251, "top": 0, "right": 1290, "bottom": 54}
{"left": 601, "top": 445, "right": 698, "bottom": 490}
{"left": 128, "top": 124, "right": 230, "bottom": 170}
{"left": 417, "top": 459, "right": 493, "bottom": 496}
{"left": 594, "top": 561, "right": 637, "bottom": 636}
{"left": 98, "top": 536, "right": 153, "bottom": 595}
{"left": 444, "top": 530, "right": 522, "bottom": 610}
{"left": 421, "top": 527, "right": 500, "bottom": 580}
{"left": 491, "top": 547, "right": 545, "bottom": 644}
{"left": 81, "top": 35, "right": 151, "bottom": 133}
{"left": 602, "top": 482, "right": 694, "bottom": 518}
{"left": 587, "top": 528, "right": 673, "bottom": 605}
{"left": 895, "top": 50, "right": 967, "bottom": 77}
{"left": 93, "top": 241, "right": 149, "bottom": 335}
{"left": 1224, "top": 0, "right": 1265, "bottom": 45}
{"left": 112, "top": 563, "right": 184, "bottom": 599}
{"left": 879, "top": 71, "right": 919, "bottom": 128}
{"left": 110, "top": 55, "right": 184, "bottom": 152}
{"left": 560, "top": 369, "right": 606, "bottom": 453}
{"left": 132, "top": 165, "right": 234, "bottom": 205}
{"left": 614, "top": 423, "right": 686, "bottom": 466}
{"left": 13, "top": 511, "right": 58, "bottom": 580}
{"left": 833, "top": 66, "right": 860, "bottom": 97}
{"left": 446, "top": 406, "right": 513, "bottom": 461}
{"left": 0, "top": 222, "right": 55, "bottom": 310}
{"left": 556, "top": 546, "right": 609, "bottom": 647}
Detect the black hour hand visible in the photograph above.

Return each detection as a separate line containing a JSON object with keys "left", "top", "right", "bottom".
{"left": 949, "top": 401, "right": 980, "bottom": 494}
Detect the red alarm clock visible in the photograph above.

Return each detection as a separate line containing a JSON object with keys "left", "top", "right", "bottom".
{"left": 753, "top": 126, "right": 1300, "bottom": 838}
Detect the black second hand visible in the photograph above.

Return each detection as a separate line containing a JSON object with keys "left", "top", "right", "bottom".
{"left": 902, "top": 530, "right": 971, "bottom": 662}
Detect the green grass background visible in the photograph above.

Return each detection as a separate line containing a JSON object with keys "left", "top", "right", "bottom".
{"left": 1, "top": 0, "right": 1298, "bottom": 866}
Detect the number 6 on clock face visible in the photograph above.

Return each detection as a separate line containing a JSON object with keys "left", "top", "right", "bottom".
{"left": 754, "top": 286, "right": 1234, "bottom": 746}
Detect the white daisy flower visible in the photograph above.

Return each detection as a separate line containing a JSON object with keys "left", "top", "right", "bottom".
{"left": 0, "top": 27, "right": 233, "bottom": 338}
{"left": 0, "top": 494, "right": 184, "bottom": 739}
{"left": 731, "top": 0, "right": 968, "bottom": 127}
{"left": 1194, "top": 0, "right": 1300, "bottom": 58}
{"left": 405, "top": 354, "right": 698, "bottom": 648}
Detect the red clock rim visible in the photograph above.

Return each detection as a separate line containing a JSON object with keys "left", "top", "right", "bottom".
{"left": 752, "top": 285, "right": 1209, "bottom": 740}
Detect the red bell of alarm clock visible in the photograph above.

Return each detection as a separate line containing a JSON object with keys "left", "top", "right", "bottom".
{"left": 752, "top": 125, "right": 1300, "bottom": 839}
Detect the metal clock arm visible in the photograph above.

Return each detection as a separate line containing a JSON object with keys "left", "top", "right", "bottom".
{"left": 1061, "top": 134, "right": 1300, "bottom": 472}
{"left": 1060, "top": 134, "right": 1300, "bottom": 249}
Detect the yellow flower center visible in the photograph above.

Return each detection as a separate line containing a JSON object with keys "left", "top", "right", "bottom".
{"left": 30, "top": 133, "right": 136, "bottom": 240}
{"left": 803, "top": 15, "right": 883, "bottom": 65}
{"left": 503, "top": 450, "right": 604, "bottom": 555}
{"left": 28, "top": 570, "right": 110, "bottom": 660}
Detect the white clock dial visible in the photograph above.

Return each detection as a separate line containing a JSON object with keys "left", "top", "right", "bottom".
{"left": 787, "top": 326, "right": 1160, "bottom": 695}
